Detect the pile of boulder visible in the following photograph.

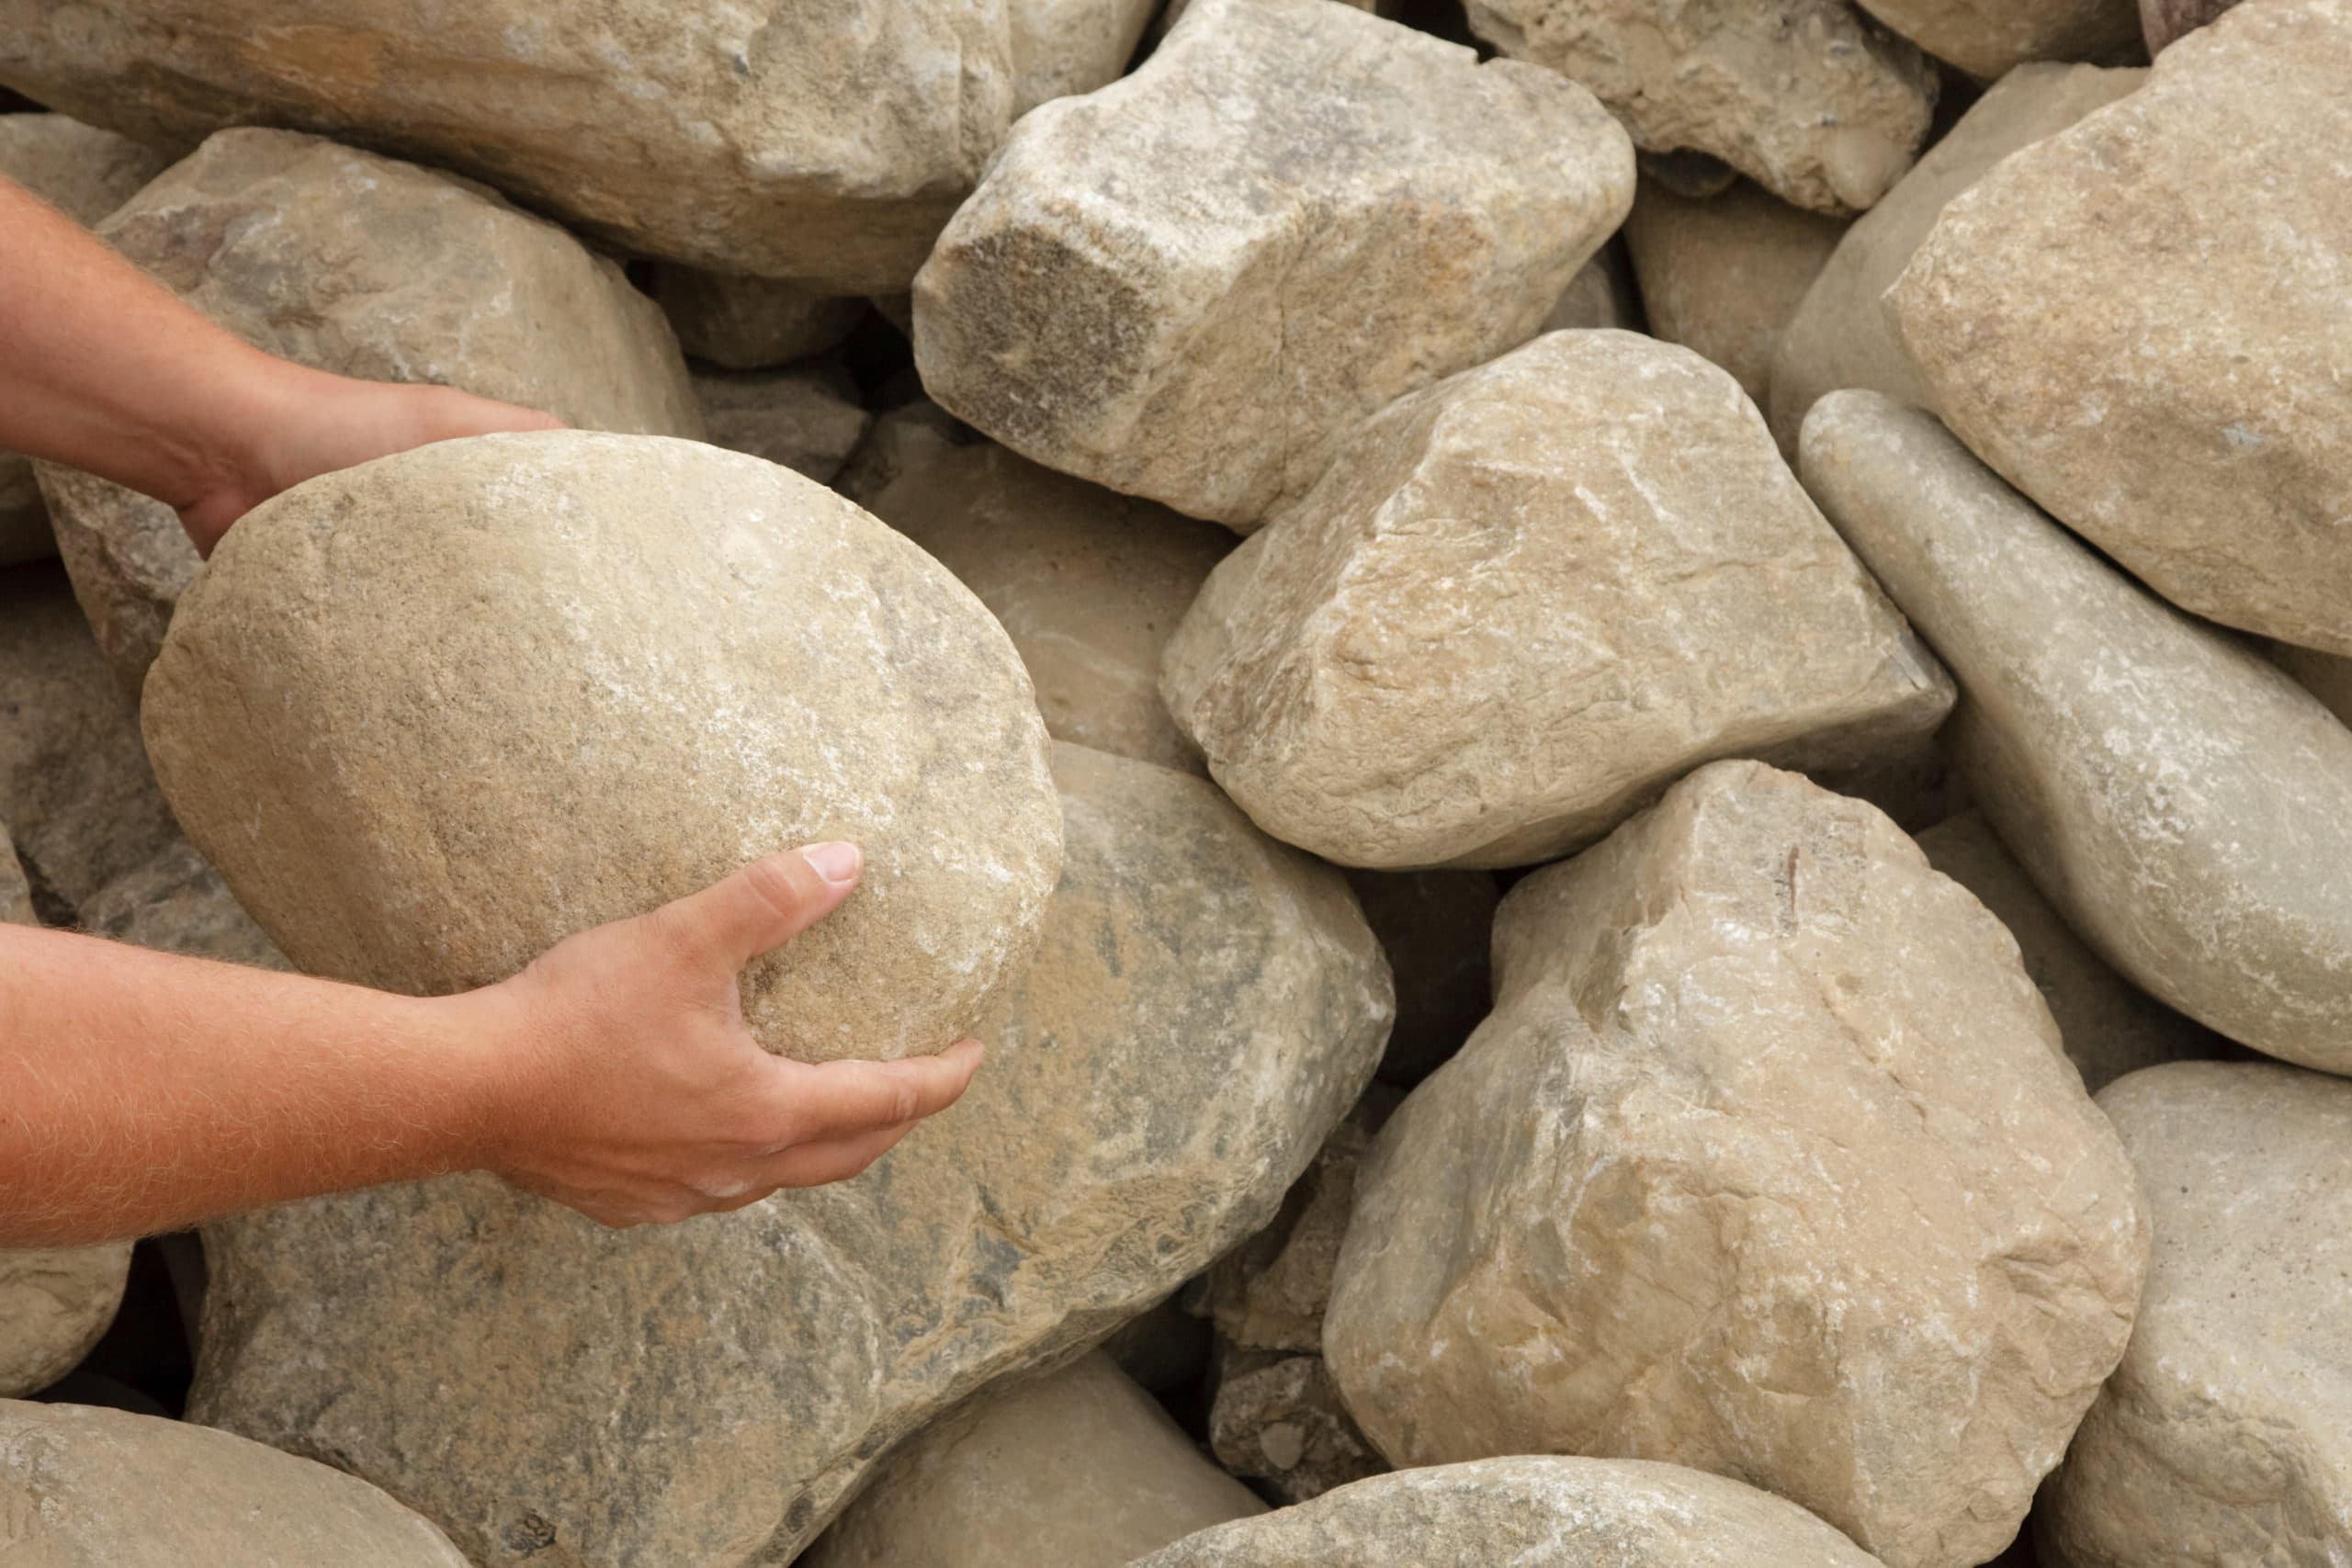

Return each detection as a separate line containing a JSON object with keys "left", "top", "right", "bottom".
{"left": 3, "top": 0, "right": 2346, "bottom": 1564}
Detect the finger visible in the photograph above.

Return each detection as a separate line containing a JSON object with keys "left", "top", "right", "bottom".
{"left": 761, "top": 1120, "right": 918, "bottom": 1190}
{"left": 763, "top": 1039, "right": 984, "bottom": 1145}
{"left": 651, "top": 842, "right": 864, "bottom": 972}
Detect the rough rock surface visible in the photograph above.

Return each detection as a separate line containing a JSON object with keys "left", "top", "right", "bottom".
{"left": 646, "top": 268, "right": 866, "bottom": 371}
{"left": 1345, "top": 871, "right": 1498, "bottom": 1084}
{"left": 1767, "top": 62, "right": 2143, "bottom": 452}
{"left": 1162, "top": 331, "right": 1952, "bottom": 870}
{"left": 2142, "top": 0, "right": 2245, "bottom": 51}
{"left": 1890, "top": 1, "right": 2352, "bottom": 653}
{"left": 841, "top": 404, "right": 1233, "bottom": 775}
{"left": 37, "top": 128, "right": 700, "bottom": 696}
{"left": 1326, "top": 761, "right": 2150, "bottom": 1568}
{"left": 1464, "top": 0, "right": 1938, "bottom": 214}
{"left": 915, "top": 0, "right": 1635, "bottom": 529}
{"left": 1620, "top": 177, "right": 1845, "bottom": 413}
{"left": 0, "top": 1399, "right": 471, "bottom": 1564}
{"left": 1855, "top": 0, "right": 2141, "bottom": 79}
{"left": 1012, "top": 0, "right": 1161, "bottom": 114}
{"left": 1125, "top": 1457, "right": 1889, "bottom": 1568}
{"left": 2041, "top": 1063, "right": 2352, "bottom": 1567}
{"left": 802, "top": 1353, "right": 1264, "bottom": 1568}
{"left": 1209, "top": 1348, "right": 1386, "bottom": 1504}
{"left": 1917, "top": 812, "right": 2224, "bottom": 1091}
{"left": 0, "top": 0, "right": 1021, "bottom": 290}
{"left": 694, "top": 367, "right": 871, "bottom": 485}
{"left": 1542, "top": 241, "right": 1641, "bottom": 332}
{"left": 82, "top": 839, "right": 290, "bottom": 973}
{"left": 188, "top": 742, "right": 1391, "bottom": 1567}
{"left": 1802, "top": 392, "right": 2352, "bottom": 1076}
{"left": 143, "top": 431, "right": 1060, "bottom": 1064}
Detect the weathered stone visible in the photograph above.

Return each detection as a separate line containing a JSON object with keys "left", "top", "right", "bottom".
{"left": 1327, "top": 760, "right": 2149, "bottom": 1568}
{"left": 81, "top": 839, "right": 290, "bottom": 973}
{"left": 1917, "top": 812, "right": 2225, "bottom": 1092}
{"left": 1890, "top": 2, "right": 2352, "bottom": 653}
{"left": 1855, "top": 0, "right": 2140, "bottom": 80}
{"left": 2040, "top": 1063, "right": 2352, "bottom": 1567}
{"left": 2141, "top": 0, "right": 2244, "bottom": 51}
{"left": 1208, "top": 1348, "right": 1386, "bottom": 1505}
{"left": 647, "top": 268, "right": 866, "bottom": 371}
{"left": 1767, "top": 62, "right": 2143, "bottom": 453}
{"left": 841, "top": 403, "right": 1233, "bottom": 775}
{"left": 1162, "top": 331, "right": 1951, "bottom": 870}
{"left": 0, "top": 1399, "right": 470, "bottom": 1564}
{"left": 1126, "top": 1457, "right": 1889, "bottom": 1568}
{"left": 914, "top": 0, "right": 1634, "bottom": 529}
{"left": 1802, "top": 392, "right": 2352, "bottom": 1076}
{"left": 1345, "top": 871, "right": 1497, "bottom": 1084}
{"left": 694, "top": 367, "right": 871, "bottom": 486}
{"left": 802, "top": 1352, "right": 1264, "bottom": 1568}
{"left": 1540, "top": 239, "right": 1641, "bottom": 333}
{"left": 143, "top": 431, "right": 1059, "bottom": 1064}
{"left": 1620, "top": 177, "right": 1845, "bottom": 413}
{"left": 36, "top": 128, "right": 700, "bottom": 697}
{"left": 1465, "top": 0, "right": 1938, "bottom": 214}
{"left": 188, "top": 741, "right": 1390, "bottom": 1567}
{"left": 1012, "top": 0, "right": 1161, "bottom": 114}
{"left": 0, "top": 1, "right": 1021, "bottom": 291}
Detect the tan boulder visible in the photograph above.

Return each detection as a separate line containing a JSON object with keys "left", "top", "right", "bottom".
{"left": 694, "top": 367, "right": 871, "bottom": 486}
{"left": 646, "top": 268, "right": 866, "bottom": 370}
{"left": 1326, "top": 761, "right": 2149, "bottom": 1568}
{"left": 1801, "top": 391, "right": 2352, "bottom": 1076}
{"left": 1890, "top": 1, "right": 2352, "bottom": 654}
{"left": 1208, "top": 1348, "right": 1386, "bottom": 1504}
{"left": 2041, "top": 1063, "right": 2352, "bottom": 1566}
{"left": 1854, "top": 0, "right": 2140, "bottom": 79}
{"left": 1162, "top": 331, "right": 1951, "bottom": 870}
{"left": 1012, "top": 0, "right": 1161, "bottom": 114}
{"left": 914, "top": 0, "right": 1634, "bottom": 529}
{"left": 802, "top": 1352, "right": 1264, "bottom": 1568}
{"left": 1345, "top": 871, "right": 1498, "bottom": 1083}
{"left": 1464, "top": 0, "right": 1938, "bottom": 214}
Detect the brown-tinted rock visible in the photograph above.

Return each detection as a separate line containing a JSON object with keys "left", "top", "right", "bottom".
{"left": 694, "top": 367, "right": 871, "bottom": 486}
{"left": 1162, "top": 331, "right": 1951, "bottom": 870}
{"left": 2141, "top": 0, "right": 2244, "bottom": 51}
{"left": 914, "top": 0, "right": 1634, "bottom": 529}
{"left": 1326, "top": 761, "right": 2149, "bottom": 1568}
{"left": 1012, "top": 0, "right": 1161, "bottom": 114}
{"left": 1890, "top": 2, "right": 2352, "bottom": 653}
{"left": 2040, "top": 1063, "right": 2352, "bottom": 1567}
{"left": 1540, "top": 239, "right": 1641, "bottom": 332}
{"left": 647, "top": 268, "right": 867, "bottom": 370}
{"left": 1855, "top": 0, "right": 2140, "bottom": 80}
{"left": 802, "top": 1353, "right": 1264, "bottom": 1568}
{"left": 1208, "top": 1348, "right": 1386, "bottom": 1505}
{"left": 188, "top": 742, "right": 1390, "bottom": 1567}
{"left": 1345, "top": 871, "right": 1498, "bottom": 1084}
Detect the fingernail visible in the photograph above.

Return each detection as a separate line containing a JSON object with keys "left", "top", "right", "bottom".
{"left": 799, "top": 840, "right": 862, "bottom": 886}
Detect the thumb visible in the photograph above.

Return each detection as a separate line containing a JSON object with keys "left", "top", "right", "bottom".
{"left": 653, "top": 842, "right": 863, "bottom": 972}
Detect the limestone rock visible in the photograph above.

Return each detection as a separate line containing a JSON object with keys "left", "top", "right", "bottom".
{"left": 81, "top": 839, "right": 289, "bottom": 972}
{"left": 1326, "top": 760, "right": 2149, "bottom": 1568}
{"left": 1917, "top": 812, "right": 2224, "bottom": 1091}
{"left": 2040, "top": 1063, "right": 2352, "bottom": 1567}
{"left": 1161, "top": 331, "right": 1952, "bottom": 870}
{"left": 1889, "top": 1, "right": 2352, "bottom": 653}
{"left": 2142, "top": 0, "right": 2242, "bottom": 51}
{"left": 802, "top": 1353, "right": 1264, "bottom": 1568}
{"left": 1464, "top": 0, "right": 1938, "bottom": 214}
{"left": 1346, "top": 871, "right": 1498, "bottom": 1084}
{"left": 188, "top": 742, "right": 1391, "bottom": 1567}
{"left": 0, "top": 1, "right": 1020, "bottom": 291}
{"left": 0, "top": 1399, "right": 470, "bottom": 1564}
{"left": 647, "top": 268, "right": 866, "bottom": 370}
{"left": 914, "top": 0, "right": 1635, "bottom": 529}
{"left": 1012, "top": 0, "right": 1161, "bottom": 114}
{"left": 841, "top": 403, "right": 1233, "bottom": 775}
{"left": 1125, "top": 1457, "right": 1889, "bottom": 1568}
{"left": 1541, "top": 240, "right": 1641, "bottom": 333}
{"left": 1208, "top": 1348, "right": 1386, "bottom": 1505}
{"left": 1767, "top": 62, "right": 2143, "bottom": 452}
{"left": 1620, "top": 177, "right": 1846, "bottom": 413}
{"left": 36, "top": 128, "right": 700, "bottom": 696}
{"left": 1802, "top": 392, "right": 2352, "bottom": 1076}
{"left": 1854, "top": 0, "right": 2140, "bottom": 80}
{"left": 694, "top": 367, "right": 871, "bottom": 486}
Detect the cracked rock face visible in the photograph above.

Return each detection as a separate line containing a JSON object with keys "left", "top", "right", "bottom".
{"left": 914, "top": 0, "right": 1634, "bottom": 530}
{"left": 142, "top": 431, "right": 1061, "bottom": 1065}
{"left": 2039, "top": 1063, "right": 2352, "bottom": 1568}
{"left": 1890, "top": 0, "right": 2352, "bottom": 654}
{"left": 1325, "top": 761, "right": 2149, "bottom": 1568}
{"left": 1854, "top": 0, "right": 2140, "bottom": 80}
{"left": 1464, "top": 0, "right": 1938, "bottom": 215}
{"left": 1802, "top": 392, "right": 2352, "bottom": 1077}
{"left": 1162, "top": 331, "right": 1952, "bottom": 870}
{"left": 188, "top": 741, "right": 1391, "bottom": 1567}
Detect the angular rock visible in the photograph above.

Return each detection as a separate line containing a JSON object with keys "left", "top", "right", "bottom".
{"left": 694, "top": 367, "right": 871, "bottom": 486}
{"left": 37, "top": 128, "right": 700, "bottom": 696}
{"left": 1208, "top": 1348, "right": 1385, "bottom": 1505}
{"left": 2041, "top": 1063, "right": 2352, "bottom": 1567}
{"left": 1345, "top": 871, "right": 1498, "bottom": 1084}
{"left": 2142, "top": 0, "right": 2242, "bottom": 51}
{"left": 841, "top": 403, "right": 1233, "bottom": 774}
{"left": 0, "top": 1400, "right": 470, "bottom": 1564}
{"left": 81, "top": 839, "right": 289, "bottom": 973}
{"left": 802, "top": 1352, "right": 1264, "bottom": 1568}
{"left": 647, "top": 267, "right": 867, "bottom": 371}
{"left": 1326, "top": 761, "right": 2149, "bottom": 1568}
{"left": 188, "top": 742, "right": 1391, "bottom": 1567}
{"left": 1802, "top": 391, "right": 2352, "bottom": 1076}
{"left": 0, "top": 1, "right": 1020, "bottom": 291}
{"left": 1767, "top": 62, "right": 2143, "bottom": 453}
{"left": 1012, "top": 0, "right": 1161, "bottom": 115}
{"left": 1162, "top": 331, "right": 1952, "bottom": 870}
{"left": 1854, "top": 0, "right": 2140, "bottom": 80}
{"left": 915, "top": 0, "right": 1634, "bottom": 529}
{"left": 1540, "top": 240, "right": 1641, "bottom": 333}
{"left": 1125, "top": 1457, "right": 1888, "bottom": 1568}
{"left": 1465, "top": 0, "right": 1938, "bottom": 214}
{"left": 1890, "top": 2, "right": 2352, "bottom": 653}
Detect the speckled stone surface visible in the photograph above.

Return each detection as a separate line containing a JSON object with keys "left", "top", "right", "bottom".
{"left": 1326, "top": 761, "right": 2148, "bottom": 1568}
{"left": 1802, "top": 392, "right": 2352, "bottom": 1075}
{"left": 1855, "top": 0, "right": 2140, "bottom": 79}
{"left": 914, "top": 0, "right": 1634, "bottom": 530}
{"left": 693, "top": 367, "right": 871, "bottom": 485}
{"left": 1890, "top": 0, "right": 2352, "bottom": 653}
{"left": 1208, "top": 1348, "right": 1386, "bottom": 1504}
{"left": 80, "top": 838, "right": 289, "bottom": 973}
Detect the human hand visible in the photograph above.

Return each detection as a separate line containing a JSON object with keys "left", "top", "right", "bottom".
{"left": 458, "top": 842, "right": 986, "bottom": 1227}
